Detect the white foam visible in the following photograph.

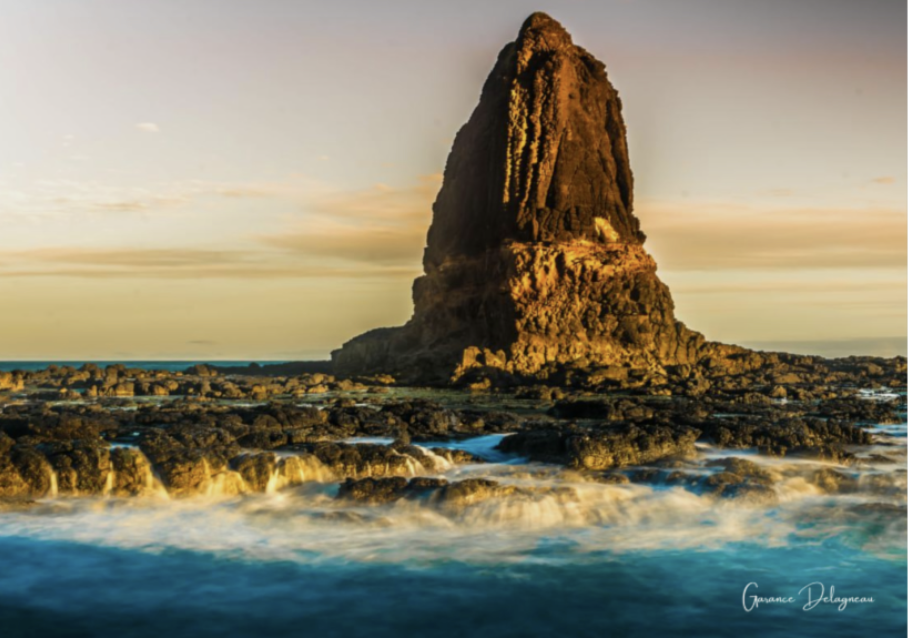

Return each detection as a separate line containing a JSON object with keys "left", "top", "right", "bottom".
{"left": 5, "top": 435, "right": 904, "bottom": 565}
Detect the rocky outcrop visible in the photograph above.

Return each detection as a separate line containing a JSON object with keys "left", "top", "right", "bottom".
{"left": 332, "top": 13, "right": 705, "bottom": 382}
{"left": 0, "top": 372, "right": 23, "bottom": 393}
{"left": 0, "top": 367, "right": 901, "bottom": 503}
{"left": 338, "top": 476, "right": 545, "bottom": 508}
{"left": 423, "top": 12, "right": 643, "bottom": 263}
{"left": 497, "top": 422, "right": 700, "bottom": 470}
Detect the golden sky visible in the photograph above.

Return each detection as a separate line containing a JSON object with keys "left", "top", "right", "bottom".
{"left": 0, "top": 1, "right": 904, "bottom": 359}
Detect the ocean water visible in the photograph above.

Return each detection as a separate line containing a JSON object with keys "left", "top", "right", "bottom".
{"left": 0, "top": 361, "right": 288, "bottom": 373}
{"left": 0, "top": 428, "right": 904, "bottom": 637}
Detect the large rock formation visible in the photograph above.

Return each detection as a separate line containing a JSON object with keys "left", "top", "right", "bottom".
{"left": 333, "top": 12, "right": 706, "bottom": 383}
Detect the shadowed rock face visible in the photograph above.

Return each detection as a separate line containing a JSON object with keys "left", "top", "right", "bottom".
{"left": 332, "top": 13, "right": 705, "bottom": 382}
{"left": 424, "top": 12, "right": 642, "bottom": 269}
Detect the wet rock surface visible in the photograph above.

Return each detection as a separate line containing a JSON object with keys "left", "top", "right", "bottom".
{"left": 497, "top": 423, "right": 699, "bottom": 470}
{"left": 337, "top": 476, "right": 576, "bottom": 510}
{"left": 0, "top": 360, "right": 903, "bottom": 503}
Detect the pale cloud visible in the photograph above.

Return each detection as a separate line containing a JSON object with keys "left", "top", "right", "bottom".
{"left": 9, "top": 187, "right": 900, "bottom": 283}
{"left": 22, "top": 247, "right": 252, "bottom": 268}
{"left": 647, "top": 200, "right": 906, "bottom": 343}
{"left": 136, "top": 122, "right": 160, "bottom": 133}
{"left": 257, "top": 173, "right": 441, "bottom": 267}
{"left": 0, "top": 173, "right": 439, "bottom": 281}
{"left": 0, "top": 246, "right": 418, "bottom": 280}
{"left": 3, "top": 264, "right": 417, "bottom": 280}
{"left": 761, "top": 188, "right": 795, "bottom": 197}
{"left": 0, "top": 179, "right": 197, "bottom": 221}
{"left": 673, "top": 278, "right": 906, "bottom": 295}
{"left": 870, "top": 176, "right": 895, "bottom": 185}
{"left": 261, "top": 224, "right": 427, "bottom": 266}
{"left": 640, "top": 200, "right": 906, "bottom": 271}
{"left": 87, "top": 201, "right": 149, "bottom": 212}
{"left": 0, "top": 172, "right": 440, "bottom": 227}
{"left": 306, "top": 173, "right": 441, "bottom": 223}
{"left": 217, "top": 186, "right": 278, "bottom": 198}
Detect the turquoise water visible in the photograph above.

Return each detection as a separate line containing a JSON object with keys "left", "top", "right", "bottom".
{"left": 0, "top": 536, "right": 902, "bottom": 637}
{"left": 0, "top": 427, "right": 904, "bottom": 637}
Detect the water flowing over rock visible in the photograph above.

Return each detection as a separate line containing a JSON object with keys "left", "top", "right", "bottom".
{"left": 332, "top": 12, "right": 706, "bottom": 383}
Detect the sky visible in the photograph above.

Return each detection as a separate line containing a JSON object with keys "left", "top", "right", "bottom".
{"left": 0, "top": 0, "right": 904, "bottom": 360}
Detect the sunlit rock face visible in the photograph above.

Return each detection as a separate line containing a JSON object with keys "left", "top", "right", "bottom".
{"left": 332, "top": 13, "right": 705, "bottom": 382}
{"left": 424, "top": 11, "right": 643, "bottom": 267}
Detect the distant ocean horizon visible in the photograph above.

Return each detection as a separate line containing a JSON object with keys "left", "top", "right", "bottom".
{"left": 1, "top": 337, "right": 904, "bottom": 373}
{"left": 740, "top": 336, "right": 907, "bottom": 358}
{"left": 0, "top": 360, "right": 323, "bottom": 373}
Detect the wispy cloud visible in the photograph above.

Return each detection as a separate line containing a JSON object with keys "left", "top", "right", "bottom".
{"left": 870, "top": 176, "right": 895, "bottom": 185}
{"left": 761, "top": 188, "right": 795, "bottom": 197}
{"left": 306, "top": 174, "right": 441, "bottom": 222}
{"left": 672, "top": 278, "right": 906, "bottom": 295}
{"left": 0, "top": 179, "right": 194, "bottom": 220}
{"left": 4, "top": 188, "right": 901, "bottom": 282}
{"left": 640, "top": 201, "right": 906, "bottom": 271}
{"left": 86, "top": 201, "right": 149, "bottom": 212}
{"left": 258, "top": 174, "right": 441, "bottom": 267}
{"left": 0, "top": 173, "right": 440, "bottom": 280}
{"left": 22, "top": 247, "right": 252, "bottom": 268}
{"left": 0, "top": 246, "right": 418, "bottom": 280}
{"left": 216, "top": 186, "right": 279, "bottom": 199}
{"left": 261, "top": 224, "right": 427, "bottom": 266}
{"left": 136, "top": 122, "right": 160, "bottom": 133}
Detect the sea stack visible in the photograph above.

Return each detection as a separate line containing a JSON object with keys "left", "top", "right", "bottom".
{"left": 333, "top": 12, "right": 706, "bottom": 382}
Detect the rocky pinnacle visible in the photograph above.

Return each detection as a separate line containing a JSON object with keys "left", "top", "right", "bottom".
{"left": 424, "top": 12, "right": 642, "bottom": 270}
{"left": 333, "top": 13, "right": 705, "bottom": 382}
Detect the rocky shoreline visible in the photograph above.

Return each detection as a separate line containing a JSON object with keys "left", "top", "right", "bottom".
{"left": 5, "top": 13, "right": 902, "bottom": 509}
{"left": 1, "top": 357, "right": 903, "bottom": 507}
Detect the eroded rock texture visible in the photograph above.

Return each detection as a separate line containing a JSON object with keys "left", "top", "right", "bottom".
{"left": 333, "top": 13, "right": 704, "bottom": 382}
